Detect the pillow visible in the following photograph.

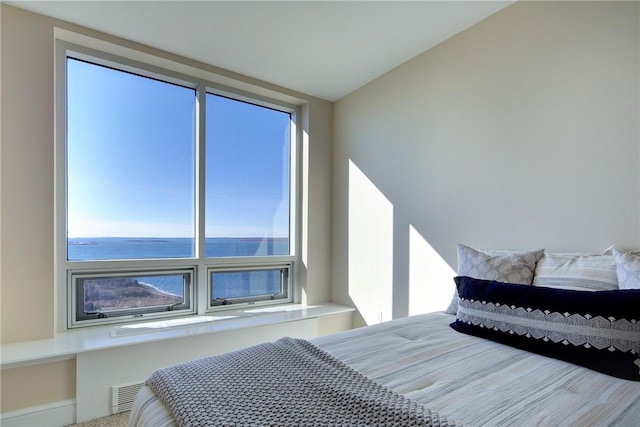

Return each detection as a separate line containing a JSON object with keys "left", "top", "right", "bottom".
{"left": 444, "top": 245, "right": 544, "bottom": 314}
{"left": 612, "top": 247, "right": 640, "bottom": 289}
{"left": 451, "top": 276, "right": 640, "bottom": 381}
{"left": 532, "top": 253, "right": 618, "bottom": 291}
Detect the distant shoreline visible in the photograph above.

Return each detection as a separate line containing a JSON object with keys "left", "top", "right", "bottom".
{"left": 138, "top": 280, "right": 181, "bottom": 298}
{"left": 83, "top": 277, "right": 182, "bottom": 312}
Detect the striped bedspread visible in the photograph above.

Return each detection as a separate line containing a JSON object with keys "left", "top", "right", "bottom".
{"left": 145, "top": 337, "right": 453, "bottom": 427}
{"left": 128, "top": 312, "right": 640, "bottom": 426}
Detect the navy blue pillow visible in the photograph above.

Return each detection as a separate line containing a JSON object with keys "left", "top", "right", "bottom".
{"left": 450, "top": 276, "right": 640, "bottom": 381}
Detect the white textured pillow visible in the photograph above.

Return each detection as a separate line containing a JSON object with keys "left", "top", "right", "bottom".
{"left": 445, "top": 244, "right": 544, "bottom": 314}
{"left": 612, "top": 247, "right": 640, "bottom": 289}
{"left": 532, "top": 252, "right": 618, "bottom": 291}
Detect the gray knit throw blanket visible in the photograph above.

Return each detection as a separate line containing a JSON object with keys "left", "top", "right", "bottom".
{"left": 146, "top": 337, "right": 456, "bottom": 427}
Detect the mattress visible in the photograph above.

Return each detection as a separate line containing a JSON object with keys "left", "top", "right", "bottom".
{"left": 128, "top": 312, "right": 640, "bottom": 426}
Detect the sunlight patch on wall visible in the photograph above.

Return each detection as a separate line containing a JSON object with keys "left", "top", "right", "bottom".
{"left": 348, "top": 160, "right": 393, "bottom": 325}
{"left": 409, "top": 225, "right": 456, "bottom": 315}
{"left": 299, "top": 125, "right": 310, "bottom": 305}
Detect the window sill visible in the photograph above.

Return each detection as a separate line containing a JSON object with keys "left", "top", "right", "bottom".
{"left": 0, "top": 303, "right": 354, "bottom": 369}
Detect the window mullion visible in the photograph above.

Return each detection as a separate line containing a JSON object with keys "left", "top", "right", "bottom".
{"left": 196, "top": 82, "right": 208, "bottom": 315}
{"left": 195, "top": 81, "right": 207, "bottom": 259}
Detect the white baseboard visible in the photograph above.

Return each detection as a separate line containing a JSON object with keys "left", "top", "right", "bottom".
{"left": 1, "top": 399, "right": 75, "bottom": 427}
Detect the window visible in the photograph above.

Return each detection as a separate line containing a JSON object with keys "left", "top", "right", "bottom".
{"left": 72, "top": 270, "right": 193, "bottom": 321}
{"left": 57, "top": 42, "right": 297, "bottom": 328}
{"left": 210, "top": 266, "right": 290, "bottom": 306}
{"left": 205, "top": 94, "right": 290, "bottom": 257}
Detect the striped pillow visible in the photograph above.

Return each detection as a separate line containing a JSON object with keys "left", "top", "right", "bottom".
{"left": 532, "top": 253, "right": 618, "bottom": 291}
{"left": 612, "top": 247, "right": 640, "bottom": 289}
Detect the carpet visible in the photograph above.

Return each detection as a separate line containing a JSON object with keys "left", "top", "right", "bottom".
{"left": 68, "top": 411, "right": 130, "bottom": 427}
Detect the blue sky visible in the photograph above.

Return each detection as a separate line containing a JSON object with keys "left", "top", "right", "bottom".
{"left": 205, "top": 94, "right": 290, "bottom": 238}
{"left": 67, "top": 58, "right": 290, "bottom": 239}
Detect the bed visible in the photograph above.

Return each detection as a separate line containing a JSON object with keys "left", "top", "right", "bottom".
{"left": 128, "top": 245, "right": 640, "bottom": 426}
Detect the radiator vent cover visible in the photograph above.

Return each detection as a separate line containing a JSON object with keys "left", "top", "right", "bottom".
{"left": 111, "top": 381, "right": 144, "bottom": 414}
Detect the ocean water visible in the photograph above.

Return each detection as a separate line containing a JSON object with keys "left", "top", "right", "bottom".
{"left": 68, "top": 237, "right": 288, "bottom": 260}
{"left": 69, "top": 237, "right": 288, "bottom": 299}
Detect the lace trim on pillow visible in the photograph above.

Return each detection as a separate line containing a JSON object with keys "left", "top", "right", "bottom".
{"left": 457, "top": 298, "right": 639, "bottom": 353}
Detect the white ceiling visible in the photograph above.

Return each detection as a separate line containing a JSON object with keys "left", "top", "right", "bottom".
{"left": 8, "top": 1, "right": 513, "bottom": 101}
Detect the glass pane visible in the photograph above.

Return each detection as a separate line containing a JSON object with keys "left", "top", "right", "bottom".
{"left": 205, "top": 94, "right": 290, "bottom": 257}
{"left": 211, "top": 269, "right": 285, "bottom": 302}
{"left": 80, "top": 273, "right": 187, "bottom": 315}
{"left": 66, "top": 58, "right": 195, "bottom": 260}
{"left": 68, "top": 237, "right": 193, "bottom": 261}
{"left": 205, "top": 237, "right": 289, "bottom": 258}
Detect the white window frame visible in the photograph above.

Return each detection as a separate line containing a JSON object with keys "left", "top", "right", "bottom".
{"left": 208, "top": 263, "right": 292, "bottom": 308}
{"left": 55, "top": 40, "right": 300, "bottom": 330}
{"left": 69, "top": 268, "right": 196, "bottom": 328}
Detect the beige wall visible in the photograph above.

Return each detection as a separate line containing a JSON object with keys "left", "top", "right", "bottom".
{"left": 1, "top": 4, "right": 57, "bottom": 344}
{"left": 1, "top": 3, "right": 333, "bottom": 413}
{"left": 0, "top": 360, "right": 75, "bottom": 413}
{"left": 332, "top": 1, "right": 640, "bottom": 325}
